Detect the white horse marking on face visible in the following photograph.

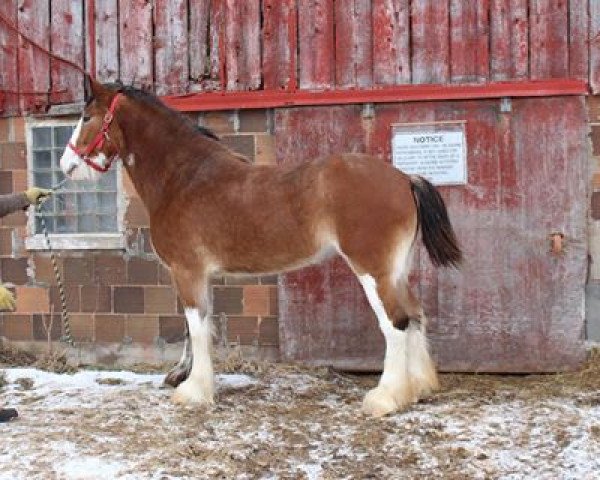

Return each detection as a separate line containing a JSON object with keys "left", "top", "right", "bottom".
{"left": 58, "top": 117, "right": 103, "bottom": 182}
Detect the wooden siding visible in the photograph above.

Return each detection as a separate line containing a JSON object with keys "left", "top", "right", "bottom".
{"left": 1, "top": 0, "right": 599, "bottom": 115}
{"left": 277, "top": 96, "right": 588, "bottom": 372}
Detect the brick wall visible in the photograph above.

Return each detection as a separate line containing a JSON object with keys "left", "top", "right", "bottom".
{"left": 0, "top": 110, "right": 279, "bottom": 363}
{"left": 587, "top": 97, "right": 600, "bottom": 342}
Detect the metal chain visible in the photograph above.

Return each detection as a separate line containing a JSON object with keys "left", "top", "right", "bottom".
{"left": 35, "top": 183, "right": 75, "bottom": 347}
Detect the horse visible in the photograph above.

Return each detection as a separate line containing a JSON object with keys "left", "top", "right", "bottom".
{"left": 59, "top": 75, "right": 461, "bottom": 417}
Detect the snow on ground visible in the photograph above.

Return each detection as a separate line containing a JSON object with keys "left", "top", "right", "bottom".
{"left": 0, "top": 365, "right": 599, "bottom": 479}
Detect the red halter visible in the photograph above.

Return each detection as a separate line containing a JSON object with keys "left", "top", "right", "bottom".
{"left": 68, "top": 93, "right": 123, "bottom": 173}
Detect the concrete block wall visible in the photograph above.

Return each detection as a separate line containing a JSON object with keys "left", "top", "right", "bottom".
{"left": 0, "top": 110, "right": 280, "bottom": 364}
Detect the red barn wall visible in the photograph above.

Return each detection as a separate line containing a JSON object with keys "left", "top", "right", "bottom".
{"left": 0, "top": 1, "right": 597, "bottom": 370}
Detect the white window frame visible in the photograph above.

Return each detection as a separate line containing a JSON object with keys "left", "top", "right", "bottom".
{"left": 25, "top": 117, "right": 126, "bottom": 251}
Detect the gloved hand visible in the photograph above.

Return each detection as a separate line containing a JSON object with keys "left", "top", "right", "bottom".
{"left": 25, "top": 187, "right": 52, "bottom": 204}
{"left": 0, "top": 285, "right": 16, "bottom": 311}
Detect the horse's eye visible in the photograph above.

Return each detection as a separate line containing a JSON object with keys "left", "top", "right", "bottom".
{"left": 83, "top": 115, "right": 91, "bottom": 123}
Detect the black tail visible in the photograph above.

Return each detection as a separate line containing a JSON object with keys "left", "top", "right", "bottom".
{"left": 410, "top": 176, "right": 462, "bottom": 268}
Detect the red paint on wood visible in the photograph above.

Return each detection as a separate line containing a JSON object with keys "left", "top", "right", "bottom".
{"left": 568, "top": 0, "right": 589, "bottom": 82}
{"left": 17, "top": 0, "right": 50, "bottom": 112}
{"left": 530, "top": 0, "right": 569, "bottom": 79}
{"left": 85, "top": 0, "right": 96, "bottom": 78}
{"left": 372, "top": 0, "right": 410, "bottom": 85}
{"left": 335, "top": 0, "right": 373, "bottom": 88}
{"left": 490, "top": 0, "right": 529, "bottom": 80}
{"left": 119, "top": 0, "right": 153, "bottom": 89}
{"left": 277, "top": 96, "right": 587, "bottom": 372}
{"left": 298, "top": 0, "right": 335, "bottom": 89}
{"left": 591, "top": 0, "right": 600, "bottom": 93}
{"left": 450, "top": 0, "right": 490, "bottom": 83}
{"left": 224, "top": 0, "right": 261, "bottom": 91}
{"left": 163, "top": 79, "right": 587, "bottom": 112}
{"left": 93, "top": 0, "right": 118, "bottom": 81}
{"left": 411, "top": 0, "right": 450, "bottom": 84}
{"left": 263, "top": 0, "right": 296, "bottom": 91}
{"left": 154, "top": 0, "right": 189, "bottom": 95}
{"left": 210, "top": 0, "right": 226, "bottom": 90}
{"left": 0, "top": 1, "right": 19, "bottom": 115}
{"left": 50, "top": 1, "right": 84, "bottom": 104}
{"left": 276, "top": 105, "right": 378, "bottom": 368}
{"left": 189, "top": 0, "right": 211, "bottom": 83}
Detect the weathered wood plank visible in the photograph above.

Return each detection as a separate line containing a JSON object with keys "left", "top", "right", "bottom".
{"left": 490, "top": 0, "right": 529, "bottom": 80}
{"left": 298, "top": 0, "right": 335, "bottom": 89}
{"left": 263, "top": 0, "right": 296, "bottom": 91}
{"left": 568, "top": 0, "right": 588, "bottom": 82}
{"left": 411, "top": 0, "right": 450, "bottom": 84}
{"left": 119, "top": 0, "right": 153, "bottom": 89}
{"left": 92, "top": 0, "right": 118, "bottom": 81}
{"left": 154, "top": 0, "right": 189, "bottom": 95}
{"left": 372, "top": 0, "right": 410, "bottom": 85}
{"left": 529, "top": 0, "right": 569, "bottom": 79}
{"left": 277, "top": 97, "right": 587, "bottom": 372}
{"left": 17, "top": 0, "right": 50, "bottom": 112}
{"left": 224, "top": 0, "right": 261, "bottom": 91}
{"left": 209, "top": 0, "right": 226, "bottom": 89}
{"left": 590, "top": 0, "right": 600, "bottom": 93}
{"left": 335, "top": 0, "right": 373, "bottom": 88}
{"left": 50, "top": 0, "right": 84, "bottom": 104}
{"left": 0, "top": 1, "right": 19, "bottom": 115}
{"left": 450, "top": 0, "right": 490, "bottom": 83}
{"left": 189, "top": 0, "right": 211, "bottom": 83}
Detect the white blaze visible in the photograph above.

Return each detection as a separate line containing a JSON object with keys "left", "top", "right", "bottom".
{"left": 58, "top": 117, "right": 102, "bottom": 182}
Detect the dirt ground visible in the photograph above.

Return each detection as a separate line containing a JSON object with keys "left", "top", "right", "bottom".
{"left": 1, "top": 347, "right": 599, "bottom": 479}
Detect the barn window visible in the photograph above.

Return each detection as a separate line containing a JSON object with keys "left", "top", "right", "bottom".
{"left": 25, "top": 119, "right": 125, "bottom": 250}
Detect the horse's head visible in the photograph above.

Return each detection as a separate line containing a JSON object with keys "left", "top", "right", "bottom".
{"left": 59, "top": 75, "right": 125, "bottom": 181}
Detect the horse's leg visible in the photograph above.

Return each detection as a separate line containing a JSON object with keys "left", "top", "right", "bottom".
{"left": 397, "top": 282, "right": 439, "bottom": 400}
{"left": 357, "top": 272, "right": 415, "bottom": 417}
{"left": 163, "top": 329, "right": 191, "bottom": 387}
{"left": 170, "top": 270, "right": 215, "bottom": 405}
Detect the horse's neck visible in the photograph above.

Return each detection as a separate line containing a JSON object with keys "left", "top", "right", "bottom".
{"left": 118, "top": 103, "right": 223, "bottom": 214}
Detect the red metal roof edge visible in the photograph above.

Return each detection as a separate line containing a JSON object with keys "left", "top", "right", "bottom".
{"left": 162, "top": 79, "right": 589, "bottom": 112}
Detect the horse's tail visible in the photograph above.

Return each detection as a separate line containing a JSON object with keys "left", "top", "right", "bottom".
{"left": 410, "top": 175, "right": 462, "bottom": 268}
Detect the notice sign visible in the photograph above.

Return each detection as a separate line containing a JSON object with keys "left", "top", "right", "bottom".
{"left": 391, "top": 122, "right": 467, "bottom": 185}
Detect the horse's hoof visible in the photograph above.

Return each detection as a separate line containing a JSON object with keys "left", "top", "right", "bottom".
{"left": 172, "top": 379, "right": 214, "bottom": 406}
{"left": 362, "top": 384, "right": 415, "bottom": 417}
{"left": 362, "top": 386, "right": 398, "bottom": 417}
{"left": 163, "top": 366, "right": 190, "bottom": 388}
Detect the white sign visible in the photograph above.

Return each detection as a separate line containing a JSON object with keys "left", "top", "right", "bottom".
{"left": 391, "top": 125, "right": 467, "bottom": 186}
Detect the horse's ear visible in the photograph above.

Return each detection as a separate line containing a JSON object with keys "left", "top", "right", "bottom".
{"left": 84, "top": 74, "right": 108, "bottom": 105}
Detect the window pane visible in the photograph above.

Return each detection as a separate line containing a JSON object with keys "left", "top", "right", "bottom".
{"left": 33, "top": 127, "right": 52, "bottom": 148}
{"left": 36, "top": 217, "right": 54, "bottom": 233}
{"left": 53, "top": 169, "right": 66, "bottom": 186}
{"left": 98, "top": 169, "right": 117, "bottom": 190}
{"left": 99, "top": 215, "right": 117, "bottom": 232}
{"left": 54, "top": 126, "right": 73, "bottom": 147}
{"left": 97, "top": 192, "right": 116, "bottom": 213}
{"left": 56, "top": 215, "right": 77, "bottom": 233}
{"left": 33, "top": 172, "right": 52, "bottom": 189}
{"left": 55, "top": 193, "right": 76, "bottom": 213}
{"left": 78, "top": 193, "right": 97, "bottom": 214}
{"left": 78, "top": 215, "right": 96, "bottom": 233}
{"left": 33, "top": 151, "right": 52, "bottom": 170}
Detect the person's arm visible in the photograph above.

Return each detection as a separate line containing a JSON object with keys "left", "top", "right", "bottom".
{"left": 0, "top": 188, "right": 52, "bottom": 218}
{"left": 0, "top": 193, "right": 30, "bottom": 218}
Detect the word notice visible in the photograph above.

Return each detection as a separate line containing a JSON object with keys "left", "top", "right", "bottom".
{"left": 391, "top": 129, "right": 467, "bottom": 185}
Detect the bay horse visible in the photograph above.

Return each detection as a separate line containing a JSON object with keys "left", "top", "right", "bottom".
{"left": 59, "top": 76, "right": 461, "bottom": 417}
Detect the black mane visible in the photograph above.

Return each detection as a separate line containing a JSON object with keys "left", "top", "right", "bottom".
{"left": 103, "top": 83, "right": 220, "bottom": 142}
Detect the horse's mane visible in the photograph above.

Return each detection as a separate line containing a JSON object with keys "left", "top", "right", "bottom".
{"left": 103, "top": 83, "right": 221, "bottom": 142}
